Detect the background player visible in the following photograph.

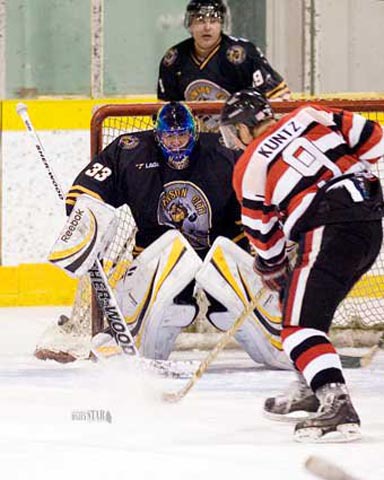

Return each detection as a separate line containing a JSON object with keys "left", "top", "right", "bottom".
{"left": 157, "top": 0, "right": 291, "bottom": 131}
{"left": 57, "top": 101, "right": 290, "bottom": 369}
{"left": 220, "top": 89, "right": 384, "bottom": 442}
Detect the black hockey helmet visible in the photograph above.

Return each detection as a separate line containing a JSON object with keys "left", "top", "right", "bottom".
{"left": 220, "top": 89, "right": 274, "bottom": 149}
{"left": 184, "top": 0, "right": 227, "bottom": 28}
{"left": 155, "top": 102, "right": 199, "bottom": 170}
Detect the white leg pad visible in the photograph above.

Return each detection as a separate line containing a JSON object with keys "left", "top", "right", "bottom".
{"left": 115, "top": 230, "right": 202, "bottom": 359}
{"left": 197, "top": 236, "right": 292, "bottom": 370}
{"left": 208, "top": 311, "right": 291, "bottom": 369}
{"left": 140, "top": 304, "right": 197, "bottom": 360}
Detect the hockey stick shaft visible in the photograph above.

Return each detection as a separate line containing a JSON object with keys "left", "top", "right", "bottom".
{"left": 16, "top": 103, "right": 65, "bottom": 201}
{"left": 16, "top": 102, "right": 138, "bottom": 356}
{"left": 163, "top": 287, "right": 266, "bottom": 402}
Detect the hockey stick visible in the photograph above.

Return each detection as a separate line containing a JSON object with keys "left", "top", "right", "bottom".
{"left": 305, "top": 455, "right": 360, "bottom": 480}
{"left": 16, "top": 102, "right": 138, "bottom": 357}
{"left": 340, "top": 332, "right": 384, "bottom": 368}
{"left": 162, "top": 287, "right": 266, "bottom": 403}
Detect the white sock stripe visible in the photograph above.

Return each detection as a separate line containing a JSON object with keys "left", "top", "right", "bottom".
{"left": 289, "top": 227, "right": 324, "bottom": 326}
{"left": 283, "top": 328, "right": 329, "bottom": 357}
{"left": 302, "top": 353, "right": 343, "bottom": 386}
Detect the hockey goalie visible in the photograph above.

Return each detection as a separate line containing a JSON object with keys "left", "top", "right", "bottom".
{"left": 36, "top": 101, "right": 291, "bottom": 370}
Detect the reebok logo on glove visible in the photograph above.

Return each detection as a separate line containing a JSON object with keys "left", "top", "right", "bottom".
{"left": 61, "top": 209, "right": 85, "bottom": 243}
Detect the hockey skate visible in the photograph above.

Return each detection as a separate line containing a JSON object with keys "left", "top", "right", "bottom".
{"left": 264, "top": 374, "right": 320, "bottom": 421}
{"left": 294, "top": 383, "right": 361, "bottom": 443}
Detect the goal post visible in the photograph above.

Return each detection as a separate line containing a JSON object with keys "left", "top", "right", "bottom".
{"left": 85, "top": 99, "right": 384, "bottom": 344}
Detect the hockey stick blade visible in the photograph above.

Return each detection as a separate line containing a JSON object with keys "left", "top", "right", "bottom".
{"left": 162, "top": 288, "right": 265, "bottom": 403}
{"left": 305, "top": 455, "right": 361, "bottom": 480}
{"left": 340, "top": 333, "right": 384, "bottom": 368}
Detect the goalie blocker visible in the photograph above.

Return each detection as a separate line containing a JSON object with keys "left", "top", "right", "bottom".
{"left": 48, "top": 194, "right": 119, "bottom": 278}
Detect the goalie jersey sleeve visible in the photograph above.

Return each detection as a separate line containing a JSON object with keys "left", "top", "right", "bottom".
{"left": 233, "top": 104, "right": 384, "bottom": 265}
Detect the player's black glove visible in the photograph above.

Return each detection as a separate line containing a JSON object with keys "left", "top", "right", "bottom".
{"left": 253, "top": 256, "right": 290, "bottom": 293}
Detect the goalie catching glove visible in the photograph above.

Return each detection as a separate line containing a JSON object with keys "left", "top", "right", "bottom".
{"left": 48, "top": 194, "right": 119, "bottom": 277}
{"left": 253, "top": 255, "right": 290, "bottom": 293}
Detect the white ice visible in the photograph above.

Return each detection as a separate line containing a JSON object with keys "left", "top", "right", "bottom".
{"left": 0, "top": 306, "right": 384, "bottom": 480}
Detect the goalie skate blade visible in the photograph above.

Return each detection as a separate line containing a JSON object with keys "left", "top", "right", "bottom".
{"left": 294, "top": 423, "right": 361, "bottom": 443}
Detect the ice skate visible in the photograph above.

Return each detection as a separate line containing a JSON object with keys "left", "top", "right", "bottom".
{"left": 294, "top": 383, "right": 361, "bottom": 443}
{"left": 264, "top": 374, "right": 320, "bottom": 421}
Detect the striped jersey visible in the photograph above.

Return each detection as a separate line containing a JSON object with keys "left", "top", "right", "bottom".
{"left": 233, "top": 104, "right": 384, "bottom": 264}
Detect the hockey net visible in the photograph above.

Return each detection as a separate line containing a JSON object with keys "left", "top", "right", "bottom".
{"left": 35, "top": 100, "right": 384, "bottom": 361}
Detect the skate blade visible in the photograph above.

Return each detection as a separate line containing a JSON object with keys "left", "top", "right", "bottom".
{"left": 294, "top": 423, "right": 361, "bottom": 443}
{"left": 263, "top": 409, "right": 318, "bottom": 423}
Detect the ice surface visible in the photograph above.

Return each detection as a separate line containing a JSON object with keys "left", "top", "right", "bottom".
{"left": 0, "top": 306, "right": 383, "bottom": 480}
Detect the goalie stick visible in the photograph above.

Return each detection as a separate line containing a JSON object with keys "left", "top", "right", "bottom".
{"left": 16, "top": 103, "right": 203, "bottom": 378}
{"left": 16, "top": 102, "right": 139, "bottom": 357}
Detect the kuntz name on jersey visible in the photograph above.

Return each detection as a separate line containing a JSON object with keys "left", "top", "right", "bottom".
{"left": 257, "top": 120, "right": 303, "bottom": 159}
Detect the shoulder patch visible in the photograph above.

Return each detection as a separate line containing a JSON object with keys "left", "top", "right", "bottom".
{"left": 118, "top": 134, "right": 139, "bottom": 150}
{"left": 226, "top": 45, "right": 246, "bottom": 65}
{"left": 162, "top": 48, "right": 178, "bottom": 67}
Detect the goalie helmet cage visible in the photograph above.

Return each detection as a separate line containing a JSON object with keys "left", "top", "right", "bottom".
{"left": 87, "top": 99, "right": 384, "bottom": 345}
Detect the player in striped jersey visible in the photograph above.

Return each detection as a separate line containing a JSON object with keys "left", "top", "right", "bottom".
{"left": 220, "top": 89, "right": 384, "bottom": 442}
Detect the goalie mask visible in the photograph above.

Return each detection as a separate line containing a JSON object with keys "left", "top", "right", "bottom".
{"left": 184, "top": 0, "right": 227, "bottom": 29}
{"left": 155, "top": 102, "right": 199, "bottom": 170}
{"left": 220, "top": 89, "right": 274, "bottom": 150}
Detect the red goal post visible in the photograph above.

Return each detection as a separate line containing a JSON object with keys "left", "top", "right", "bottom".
{"left": 88, "top": 99, "right": 384, "bottom": 343}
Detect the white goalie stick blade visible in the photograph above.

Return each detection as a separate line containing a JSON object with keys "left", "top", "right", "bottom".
{"left": 90, "top": 330, "right": 198, "bottom": 379}
{"left": 305, "top": 455, "right": 361, "bottom": 480}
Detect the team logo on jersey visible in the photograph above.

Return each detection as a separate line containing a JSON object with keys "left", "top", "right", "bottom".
{"left": 157, "top": 181, "right": 212, "bottom": 250}
{"left": 226, "top": 45, "right": 246, "bottom": 64}
{"left": 162, "top": 48, "right": 178, "bottom": 67}
{"left": 119, "top": 135, "right": 139, "bottom": 150}
{"left": 185, "top": 80, "right": 230, "bottom": 132}
{"left": 185, "top": 79, "right": 230, "bottom": 102}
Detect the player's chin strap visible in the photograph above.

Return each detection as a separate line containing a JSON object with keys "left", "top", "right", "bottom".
{"left": 15, "top": 103, "right": 181, "bottom": 376}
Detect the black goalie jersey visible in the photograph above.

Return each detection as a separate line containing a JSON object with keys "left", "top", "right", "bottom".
{"left": 66, "top": 131, "right": 246, "bottom": 258}
{"left": 157, "top": 34, "right": 290, "bottom": 103}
